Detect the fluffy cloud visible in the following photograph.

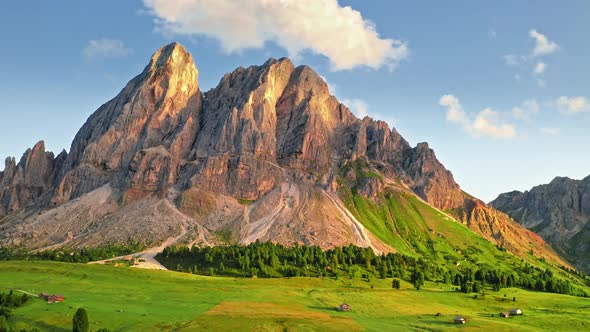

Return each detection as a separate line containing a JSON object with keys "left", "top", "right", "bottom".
{"left": 471, "top": 108, "right": 516, "bottom": 138}
{"left": 533, "top": 62, "right": 546, "bottom": 75}
{"left": 439, "top": 95, "right": 516, "bottom": 139}
{"left": 142, "top": 0, "right": 409, "bottom": 71}
{"left": 512, "top": 99, "right": 539, "bottom": 120}
{"left": 557, "top": 96, "right": 590, "bottom": 114}
{"left": 82, "top": 38, "right": 132, "bottom": 60}
{"left": 529, "top": 29, "right": 559, "bottom": 56}
{"left": 439, "top": 94, "right": 467, "bottom": 124}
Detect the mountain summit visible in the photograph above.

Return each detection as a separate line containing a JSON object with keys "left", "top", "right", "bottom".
{"left": 0, "top": 43, "right": 568, "bottom": 267}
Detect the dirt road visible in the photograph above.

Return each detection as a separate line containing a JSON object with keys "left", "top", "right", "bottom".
{"left": 88, "top": 223, "right": 190, "bottom": 270}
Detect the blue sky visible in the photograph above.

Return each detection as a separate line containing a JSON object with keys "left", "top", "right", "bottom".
{"left": 0, "top": 0, "right": 588, "bottom": 202}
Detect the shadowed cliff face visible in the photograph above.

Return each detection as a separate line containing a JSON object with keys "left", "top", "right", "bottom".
{"left": 491, "top": 176, "right": 590, "bottom": 272}
{"left": 0, "top": 43, "right": 568, "bottom": 269}
{"left": 0, "top": 142, "right": 66, "bottom": 215}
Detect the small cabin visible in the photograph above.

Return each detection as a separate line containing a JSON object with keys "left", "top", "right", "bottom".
{"left": 338, "top": 303, "right": 351, "bottom": 312}
{"left": 499, "top": 312, "right": 510, "bottom": 318}
{"left": 40, "top": 293, "right": 64, "bottom": 303}
{"left": 510, "top": 308, "right": 523, "bottom": 315}
{"left": 454, "top": 316, "right": 467, "bottom": 324}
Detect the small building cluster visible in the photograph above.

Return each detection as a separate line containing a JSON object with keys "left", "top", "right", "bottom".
{"left": 454, "top": 308, "right": 522, "bottom": 325}
{"left": 39, "top": 293, "right": 64, "bottom": 304}
{"left": 498, "top": 308, "right": 523, "bottom": 318}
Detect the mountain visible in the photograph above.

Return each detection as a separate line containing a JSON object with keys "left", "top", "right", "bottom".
{"left": 0, "top": 43, "right": 569, "bottom": 269}
{"left": 491, "top": 176, "right": 590, "bottom": 272}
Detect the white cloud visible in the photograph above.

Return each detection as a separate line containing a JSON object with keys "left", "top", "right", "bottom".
{"left": 342, "top": 98, "right": 396, "bottom": 128}
{"left": 512, "top": 99, "right": 539, "bottom": 120}
{"left": 557, "top": 96, "right": 590, "bottom": 114}
{"left": 439, "top": 95, "right": 516, "bottom": 139}
{"left": 504, "top": 30, "right": 558, "bottom": 87}
{"left": 439, "top": 94, "right": 467, "bottom": 125}
{"left": 82, "top": 38, "right": 132, "bottom": 60}
{"left": 504, "top": 54, "right": 526, "bottom": 66}
{"left": 533, "top": 62, "right": 546, "bottom": 75}
{"left": 471, "top": 108, "right": 516, "bottom": 138}
{"left": 540, "top": 127, "right": 560, "bottom": 135}
{"left": 529, "top": 29, "right": 559, "bottom": 56}
{"left": 142, "top": 0, "right": 409, "bottom": 71}
{"left": 343, "top": 98, "right": 369, "bottom": 118}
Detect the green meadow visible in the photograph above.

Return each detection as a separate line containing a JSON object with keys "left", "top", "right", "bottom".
{"left": 1, "top": 261, "right": 588, "bottom": 331}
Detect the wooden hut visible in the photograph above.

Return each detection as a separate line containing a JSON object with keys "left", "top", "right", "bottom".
{"left": 338, "top": 303, "right": 351, "bottom": 312}
{"left": 454, "top": 316, "right": 467, "bottom": 324}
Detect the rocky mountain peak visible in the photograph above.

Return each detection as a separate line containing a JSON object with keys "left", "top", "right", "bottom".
{"left": 148, "top": 42, "right": 196, "bottom": 72}
{"left": 51, "top": 42, "right": 203, "bottom": 204}
{"left": 143, "top": 42, "right": 200, "bottom": 99}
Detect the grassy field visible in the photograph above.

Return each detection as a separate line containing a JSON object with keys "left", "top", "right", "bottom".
{"left": 1, "top": 261, "right": 588, "bottom": 331}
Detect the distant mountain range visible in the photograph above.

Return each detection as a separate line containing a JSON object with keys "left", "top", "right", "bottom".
{"left": 0, "top": 43, "right": 569, "bottom": 269}
{"left": 492, "top": 176, "right": 590, "bottom": 272}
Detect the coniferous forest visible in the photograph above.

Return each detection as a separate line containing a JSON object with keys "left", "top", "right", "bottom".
{"left": 156, "top": 241, "right": 589, "bottom": 297}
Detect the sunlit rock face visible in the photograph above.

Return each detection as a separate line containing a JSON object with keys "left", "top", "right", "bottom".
{"left": 51, "top": 42, "right": 202, "bottom": 205}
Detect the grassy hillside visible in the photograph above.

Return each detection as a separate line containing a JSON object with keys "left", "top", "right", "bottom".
{"left": 338, "top": 186, "right": 590, "bottom": 289}
{"left": 0, "top": 261, "right": 589, "bottom": 331}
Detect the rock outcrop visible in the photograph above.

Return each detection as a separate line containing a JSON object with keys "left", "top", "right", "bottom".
{"left": 456, "top": 197, "right": 565, "bottom": 265}
{"left": 491, "top": 176, "right": 590, "bottom": 272}
{"left": 0, "top": 141, "right": 65, "bottom": 215}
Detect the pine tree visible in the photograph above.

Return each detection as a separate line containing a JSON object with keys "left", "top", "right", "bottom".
{"left": 380, "top": 264, "right": 388, "bottom": 279}
{"left": 412, "top": 271, "right": 424, "bottom": 290}
{"left": 72, "top": 308, "right": 89, "bottom": 332}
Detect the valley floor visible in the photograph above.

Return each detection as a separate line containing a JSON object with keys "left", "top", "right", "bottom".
{"left": 0, "top": 261, "right": 588, "bottom": 331}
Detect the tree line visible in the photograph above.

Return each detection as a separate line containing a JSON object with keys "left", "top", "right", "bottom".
{"left": 157, "top": 241, "right": 589, "bottom": 297}
{"left": 0, "top": 291, "right": 36, "bottom": 332}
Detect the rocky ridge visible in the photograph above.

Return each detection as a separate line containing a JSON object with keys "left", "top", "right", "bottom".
{"left": 492, "top": 176, "right": 590, "bottom": 272}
